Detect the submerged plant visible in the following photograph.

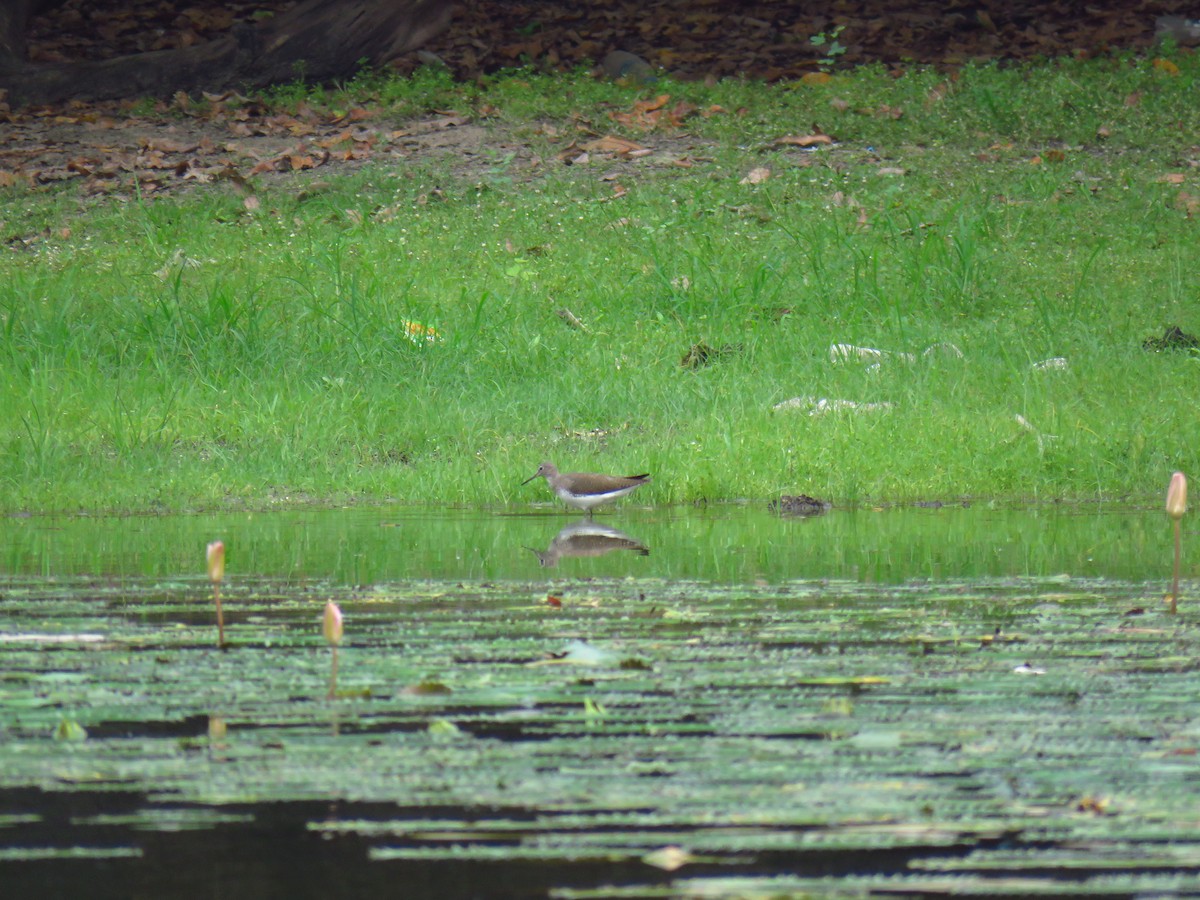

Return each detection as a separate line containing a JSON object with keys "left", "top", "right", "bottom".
{"left": 1167, "top": 472, "right": 1187, "bottom": 614}
{"left": 208, "top": 715, "right": 226, "bottom": 742}
{"left": 206, "top": 540, "right": 226, "bottom": 647}
{"left": 323, "top": 600, "right": 344, "bottom": 699}
{"left": 53, "top": 718, "right": 87, "bottom": 742}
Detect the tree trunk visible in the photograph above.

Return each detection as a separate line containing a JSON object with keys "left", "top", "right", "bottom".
{"left": 0, "top": 0, "right": 454, "bottom": 107}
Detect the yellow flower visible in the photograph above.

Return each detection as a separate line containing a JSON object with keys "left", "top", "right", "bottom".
{"left": 402, "top": 320, "right": 441, "bottom": 344}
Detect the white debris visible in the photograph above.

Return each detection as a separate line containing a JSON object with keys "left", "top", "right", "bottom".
{"left": 830, "top": 343, "right": 915, "bottom": 364}
{"left": 773, "top": 396, "right": 895, "bottom": 416}
{"left": 830, "top": 341, "right": 962, "bottom": 366}
{"left": 1032, "top": 357, "right": 1069, "bottom": 371}
{"left": 923, "top": 342, "right": 964, "bottom": 359}
{"left": 1013, "top": 663, "right": 1046, "bottom": 676}
{"left": 642, "top": 846, "right": 695, "bottom": 871}
{"left": 0, "top": 633, "right": 106, "bottom": 643}
{"left": 528, "top": 639, "right": 618, "bottom": 667}
{"left": 1014, "top": 413, "right": 1058, "bottom": 453}
{"left": 154, "top": 248, "right": 204, "bottom": 281}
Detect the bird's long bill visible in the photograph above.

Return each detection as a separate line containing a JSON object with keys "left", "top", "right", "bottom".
{"left": 521, "top": 471, "right": 540, "bottom": 486}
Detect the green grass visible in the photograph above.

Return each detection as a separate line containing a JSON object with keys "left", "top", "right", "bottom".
{"left": 2, "top": 52, "right": 1200, "bottom": 512}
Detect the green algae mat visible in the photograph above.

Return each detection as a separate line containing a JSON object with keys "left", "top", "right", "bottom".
{"left": 2, "top": 575, "right": 1200, "bottom": 897}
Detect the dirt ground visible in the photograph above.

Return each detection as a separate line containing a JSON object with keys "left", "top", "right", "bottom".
{"left": 24, "top": 0, "right": 1200, "bottom": 79}
{"left": 2, "top": 0, "right": 1197, "bottom": 216}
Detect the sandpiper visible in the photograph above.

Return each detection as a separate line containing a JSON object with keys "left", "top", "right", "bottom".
{"left": 522, "top": 462, "right": 650, "bottom": 515}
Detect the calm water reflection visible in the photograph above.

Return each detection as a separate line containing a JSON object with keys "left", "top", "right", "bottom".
{"left": 0, "top": 503, "right": 1180, "bottom": 585}
{"left": 527, "top": 520, "right": 650, "bottom": 568}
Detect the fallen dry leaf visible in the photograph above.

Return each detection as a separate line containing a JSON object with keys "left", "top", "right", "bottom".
{"left": 581, "top": 135, "right": 646, "bottom": 155}
{"left": 1173, "top": 191, "right": 1200, "bottom": 217}
{"left": 926, "top": 81, "right": 952, "bottom": 105}
{"left": 609, "top": 94, "right": 692, "bottom": 130}
{"left": 740, "top": 166, "right": 770, "bottom": 185}
{"left": 141, "top": 137, "right": 199, "bottom": 154}
{"left": 775, "top": 134, "right": 834, "bottom": 148}
{"left": 633, "top": 94, "right": 670, "bottom": 114}
{"left": 665, "top": 100, "right": 698, "bottom": 126}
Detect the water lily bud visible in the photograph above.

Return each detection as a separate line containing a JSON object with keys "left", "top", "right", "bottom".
{"left": 206, "top": 541, "right": 225, "bottom": 584}
{"left": 1167, "top": 472, "right": 1187, "bottom": 520}
{"left": 323, "top": 601, "right": 344, "bottom": 646}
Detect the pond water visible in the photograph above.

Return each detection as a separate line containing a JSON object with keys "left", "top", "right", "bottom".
{"left": 0, "top": 501, "right": 1179, "bottom": 584}
{"left": 4, "top": 502, "right": 1199, "bottom": 898}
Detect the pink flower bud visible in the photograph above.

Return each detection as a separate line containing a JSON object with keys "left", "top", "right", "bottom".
{"left": 1167, "top": 472, "right": 1187, "bottom": 521}
{"left": 206, "top": 541, "right": 225, "bottom": 584}
{"left": 323, "top": 601, "right": 344, "bottom": 646}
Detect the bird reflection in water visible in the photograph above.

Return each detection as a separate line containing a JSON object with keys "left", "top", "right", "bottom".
{"left": 528, "top": 519, "right": 650, "bottom": 568}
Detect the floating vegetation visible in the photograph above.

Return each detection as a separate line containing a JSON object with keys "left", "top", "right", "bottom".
{"left": 1, "top": 574, "right": 1199, "bottom": 894}
{"left": 0, "top": 846, "right": 143, "bottom": 861}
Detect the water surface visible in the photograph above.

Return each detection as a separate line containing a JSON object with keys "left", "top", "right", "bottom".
{"left": 3, "top": 502, "right": 1198, "bottom": 897}
{"left": 0, "top": 502, "right": 1175, "bottom": 584}
{"left": 2, "top": 574, "right": 1198, "bottom": 897}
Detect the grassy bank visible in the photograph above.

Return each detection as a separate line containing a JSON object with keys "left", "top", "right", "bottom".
{"left": 2, "top": 54, "right": 1199, "bottom": 513}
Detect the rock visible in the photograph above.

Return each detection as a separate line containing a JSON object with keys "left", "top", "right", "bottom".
{"left": 1156, "top": 16, "right": 1200, "bottom": 46}
{"left": 1143, "top": 325, "right": 1200, "bottom": 351}
{"left": 770, "top": 494, "right": 831, "bottom": 516}
{"left": 681, "top": 342, "right": 742, "bottom": 369}
{"left": 599, "top": 50, "right": 658, "bottom": 84}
